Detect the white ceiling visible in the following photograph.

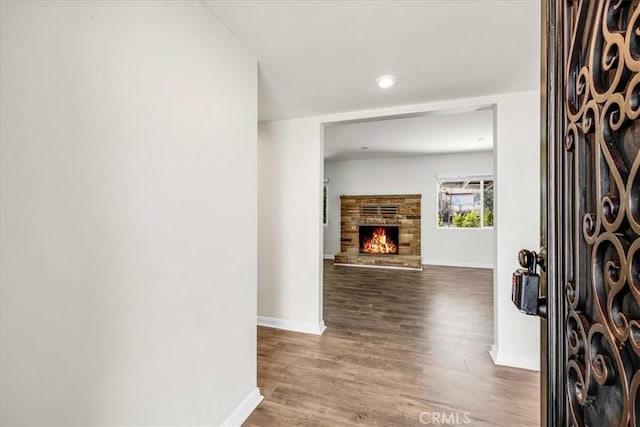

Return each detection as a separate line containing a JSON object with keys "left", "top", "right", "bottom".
{"left": 324, "top": 108, "right": 494, "bottom": 161}
{"left": 202, "top": 1, "right": 540, "bottom": 122}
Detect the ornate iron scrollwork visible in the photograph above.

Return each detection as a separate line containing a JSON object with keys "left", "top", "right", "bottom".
{"left": 564, "top": 1, "right": 640, "bottom": 426}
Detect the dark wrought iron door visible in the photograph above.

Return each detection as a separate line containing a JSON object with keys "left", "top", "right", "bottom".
{"left": 545, "top": 1, "right": 640, "bottom": 425}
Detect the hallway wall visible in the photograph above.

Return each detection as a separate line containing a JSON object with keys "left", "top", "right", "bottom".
{"left": 0, "top": 2, "right": 259, "bottom": 425}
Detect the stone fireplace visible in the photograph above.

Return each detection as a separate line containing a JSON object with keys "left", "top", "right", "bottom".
{"left": 335, "top": 194, "right": 421, "bottom": 269}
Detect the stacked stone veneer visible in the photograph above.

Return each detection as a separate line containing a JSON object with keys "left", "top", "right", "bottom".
{"left": 335, "top": 194, "right": 421, "bottom": 269}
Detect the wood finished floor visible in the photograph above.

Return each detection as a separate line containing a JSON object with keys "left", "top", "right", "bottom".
{"left": 244, "top": 261, "right": 540, "bottom": 426}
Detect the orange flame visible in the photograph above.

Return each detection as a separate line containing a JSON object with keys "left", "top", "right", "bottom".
{"left": 362, "top": 227, "right": 398, "bottom": 254}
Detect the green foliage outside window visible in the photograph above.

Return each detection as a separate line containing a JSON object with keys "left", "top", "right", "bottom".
{"left": 484, "top": 209, "right": 493, "bottom": 227}
{"left": 452, "top": 213, "right": 464, "bottom": 227}
{"left": 451, "top": 211, "right": 481, "bottom": 228}
{"left": 462, "top": 211, "right": 480, "bottom": 227}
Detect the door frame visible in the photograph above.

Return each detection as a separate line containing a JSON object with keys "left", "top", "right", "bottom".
{"left": 541, "top": 0, "right": 566, "bottom": 425}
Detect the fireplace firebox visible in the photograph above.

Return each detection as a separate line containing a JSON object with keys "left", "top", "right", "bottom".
{"left": 359, "top": 226, "right": 399, "bottom": 255}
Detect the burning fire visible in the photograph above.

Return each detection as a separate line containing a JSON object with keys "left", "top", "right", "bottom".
{"left": 362, "top": 227, "right": 398, "bottom": 254}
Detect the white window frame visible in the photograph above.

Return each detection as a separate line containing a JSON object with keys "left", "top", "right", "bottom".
{"left": 436, "top": 174, "right": 494, "bottom": 229}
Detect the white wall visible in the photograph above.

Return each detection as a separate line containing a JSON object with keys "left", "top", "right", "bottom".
{"left": 258, "top": 91, "right": 540, "bottom": 370}
{"left": 0, "top": 2, "right": 259, "bottom": 425}
{"left": 490, "top": 92, "right": 541, "bottom": 370}
{"left": 324, "top": 152, "right": 494, "bottom": 268}
{"left": 257, "top": 119, "right": 325, "bottom": 334}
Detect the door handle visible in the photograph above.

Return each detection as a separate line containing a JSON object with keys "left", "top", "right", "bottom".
{"left": 511, "top": 249, "right": 547, "bottom": 318}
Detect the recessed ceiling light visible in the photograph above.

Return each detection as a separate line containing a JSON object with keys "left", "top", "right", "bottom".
{"left": 361, "top": 146, "right": 369, "bottom": 150}
{"left": 376, "top": 75, "right": 395, "bottom": 89}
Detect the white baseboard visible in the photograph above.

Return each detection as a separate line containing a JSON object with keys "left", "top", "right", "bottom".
{"left": 220, "top": 387, "right": 263, "bottom": 427}
{"left": 334, "top": 262, "right": 422, "bottom": 271}
{"left": 489, "top": 344, "right": 539, "bottom": 371}
{"left": 489, "top": 344, "right": 500, "bottom": 365}
{"left": 257, "top": 316, "right": 326, "bottom": 335}
{"left": 323, "top": 254, "right": 335, "bottom": 260}
{"left": 425, "top": 260, "right": 494, "bottom": 269}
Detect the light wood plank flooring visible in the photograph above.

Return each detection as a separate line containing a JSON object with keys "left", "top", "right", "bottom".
{"left": 244, "top": 261, "right": 540, "bottom": 426}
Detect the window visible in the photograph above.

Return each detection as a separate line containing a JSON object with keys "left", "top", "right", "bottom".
{"left": 437, "top": 177, "right": 494, "bottom": 228}
{"left": 323, "top": 180, "right": 329, "bottom": 226}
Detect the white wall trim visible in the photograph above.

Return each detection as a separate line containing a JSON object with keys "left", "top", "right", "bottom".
{"left": 424, "top": 261, "right": 494, "bottom": 269}
{"left": 489, "top": 344, "right": 540, "bottom": 372}
{"left": 220, "top": 387, "right": 264, "bottom": 427}
{"left": 323, "top": 254, "right": 335, "bottom": 260}
{"left": 334, "top": 263, "right": 422, "bottom": 271}
{"left": 257, "top": 316, "right": 326, "bottom": 335}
